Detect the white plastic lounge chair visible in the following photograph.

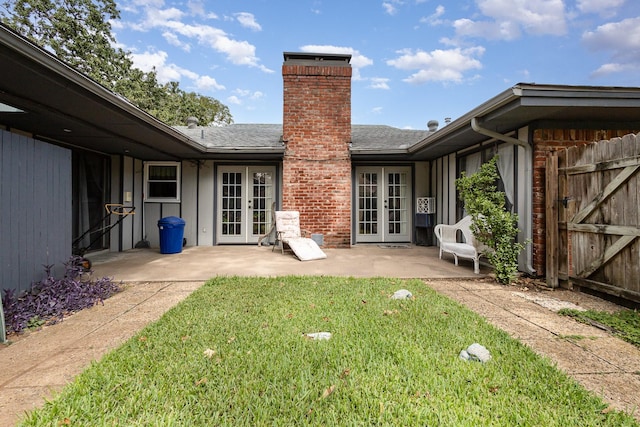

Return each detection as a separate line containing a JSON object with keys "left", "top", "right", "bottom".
{"left": 273, "top": 211, "right": 327, "bottom": 261}
{"left": 434, "top": 215, "right": 482, "bottom": 274}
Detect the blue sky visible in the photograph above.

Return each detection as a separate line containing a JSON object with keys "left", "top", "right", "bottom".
{"left": 112, "top": 0, "right": 640, "bottom": 129}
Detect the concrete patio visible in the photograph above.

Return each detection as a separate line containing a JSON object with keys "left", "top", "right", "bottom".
{"left": 2, "top": 244, "right": 639, "bottom": 425}
{"left": 88, "top": 244, "right": 487, "bottom": 282}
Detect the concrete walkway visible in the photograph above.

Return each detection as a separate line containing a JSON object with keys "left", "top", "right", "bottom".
{"left": 428, "top": 279, "right": 640, "bottom": 420}
{"left": 1, "top": 245, "right": 639, "bottom": 425}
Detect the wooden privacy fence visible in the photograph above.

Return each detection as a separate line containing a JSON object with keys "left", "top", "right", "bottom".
{"left": 546, "top": 133, "right": 640, "bottom": 303}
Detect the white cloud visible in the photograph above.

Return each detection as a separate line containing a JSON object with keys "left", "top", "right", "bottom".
{"left": 383, "top": 1, "right": 400, "bottom": 15}
{"left": 369, "top": 77, "right": 390, "bottom": 90}
{"left": 129, "top": 49, "right": 223, "bottom": 91}
{"left": 129, "top": 50, "right": 168, "bottom": 73}
{"left": 454, "top": 18, "right": 521, "bottom": 40}
{"left": 235, "top": 12, "right": 262, "bottom": 31}
{"left": 234, "top": 89, "right": 251, "bottom": 97}
{"left": 163, "top": 21, "right": 268, "bottom": 69}
{"left": 420, "top": 5, "right": 446, "bottom": 26}
{"left": 577, "top": 0, "right": 625, "bottom": 17}
{"left": 454, "top": 0, "right": 567, "bottom": 41}
{"left": 187, "top": 1, "right": 217, "bottom": 18}
{"left": 583, "top": 17, "right": 640, "bottom": 76}
{"left": 299, "top": 45, "right": 373, "bottom": 80}
{"left": 162, "top": 31, "right": 191, "bottom": 51}
{"left": 387, "top": 47, "right": 485, "bottom": 84}
{"left": 195, "top": 75, "right": 225, "bottom": 91}
{"left": 583, "top": 17, "right": 640, "bottom": 52}
{"left": 124, "top": 4, "right": 272, "bottom": 73}
{"left": 130, "top": 0, "right": 164, "bottom": 8}
{"left": 145, "top": 7, "right": 186, "bottom": 27}
{"left": 227, "top": 89, "right": 265, "bottom": 106}
{"left": 382, "top": 0, "right": 410, "bottom": 15}
{"left": 590, "top": 62, "right": 637, "bottom": 78}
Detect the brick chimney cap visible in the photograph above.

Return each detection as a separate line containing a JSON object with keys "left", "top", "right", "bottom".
{"left": 283, "top": 51, "right": 351, "bottom": 66}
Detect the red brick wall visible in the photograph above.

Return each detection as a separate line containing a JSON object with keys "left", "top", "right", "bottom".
{"left": 531, "top": 128, "right": 636, "bottom": 276}
{"left": 282, "top": 59, "right": 352, "bottom": 247}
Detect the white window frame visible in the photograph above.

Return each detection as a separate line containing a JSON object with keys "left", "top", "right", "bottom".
{"left": 144, "top": 161, "right": 181, "bottom": 202}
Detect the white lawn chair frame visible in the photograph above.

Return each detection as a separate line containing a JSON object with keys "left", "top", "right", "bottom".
{"left": 434, "top": 215, "right": 482, "bottom": 274}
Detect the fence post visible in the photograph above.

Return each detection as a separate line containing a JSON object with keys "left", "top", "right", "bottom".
{"left": 546, "top": 152, "right": 559, "bottom": 288}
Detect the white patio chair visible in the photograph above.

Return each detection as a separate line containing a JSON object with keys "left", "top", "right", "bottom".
{"left": 434, "top": 215, "right": 482, "bottom": 274}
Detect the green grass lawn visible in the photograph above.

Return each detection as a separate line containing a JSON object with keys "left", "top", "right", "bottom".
{"left": 21, "top": 277, "right": 638, "bottom": 426}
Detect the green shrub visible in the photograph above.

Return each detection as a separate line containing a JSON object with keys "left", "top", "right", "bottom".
{"left": 456, "top": 156, "right": 527, "bottom": 284}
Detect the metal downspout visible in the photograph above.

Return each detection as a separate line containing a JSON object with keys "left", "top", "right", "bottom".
{"left": 0, "top": 295, "right": 6, "bottom": 343}
{"left": 470, "top": 117, "right": 536, "bottom": 275}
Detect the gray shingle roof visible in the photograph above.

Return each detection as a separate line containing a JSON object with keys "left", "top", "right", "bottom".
{"left": 174, "top": 124, "right": 284, "bottom": 149}
{"left": 173, "top": 123, "right": 433, "bottom": 152}
{"left": 351, "top": 125, "right": 432, "bottom": 150}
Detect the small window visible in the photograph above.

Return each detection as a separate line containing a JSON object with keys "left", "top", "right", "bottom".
{"left": 144, "top": 162, "right": 181, "bottom": 202}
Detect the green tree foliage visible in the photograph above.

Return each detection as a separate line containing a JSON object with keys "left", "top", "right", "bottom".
{"left": 456, "top": 156, "right": 527, "bottom": 284}
{"left": 152, "top": 81, "right": 232, "bottom": 127}
{"left": 2, "top": 0, "right": 130, "bottom": 85}
{"left": 1, "top": 0, "right": 232, "bottom": 126}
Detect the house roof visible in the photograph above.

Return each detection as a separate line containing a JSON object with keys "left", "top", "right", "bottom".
{"left": 408, "top": 84, "right": 640, "bottom": 160}
{"left": 2, "top": 23, "right": 640, "bottom": 163}
{"left": 0, "top": 24, "right": 426, "bottom": 161}
{"left": 352, "top": 125, "right": 432, "bottom": 152}
{"left": 174, "top": 123, "right": 284, "bottom": 159}
{"left": 174, "top": 123, "right": 433, "bottom": 160}
{"left": 0, "top": 24, "right": 205, "bottom": 160}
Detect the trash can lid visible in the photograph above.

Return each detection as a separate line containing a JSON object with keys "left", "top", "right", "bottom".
{"left": 158, "top": 216, "right": 185, "bottom": 226}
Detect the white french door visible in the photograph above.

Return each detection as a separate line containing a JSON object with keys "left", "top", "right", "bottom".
{"left": 217, "top": 166, "right": 275, "bottom": 244}
{"left": 356, "top": 166, "right": 411, "bottom": 243}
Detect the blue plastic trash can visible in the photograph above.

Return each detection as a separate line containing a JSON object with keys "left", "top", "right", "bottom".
{"left": 158, "top": 216, "right": 185, "bottom": 254}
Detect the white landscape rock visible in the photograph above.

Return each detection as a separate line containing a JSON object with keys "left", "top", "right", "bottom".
{"left": 391, "top": 289, "right": 413, "bottom": 300}
{"left": 305, "top": 332, "right": 332, "bottom": 340}
{"left": 459, "top": 343, "right": 491, "bottom": 363}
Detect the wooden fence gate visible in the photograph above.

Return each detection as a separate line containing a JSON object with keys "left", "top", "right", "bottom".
{"left": 546, "top": 133, "right": 640, "bottom": 303}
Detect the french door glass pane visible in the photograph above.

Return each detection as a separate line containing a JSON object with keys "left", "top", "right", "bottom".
{"left": 252, "top": 172, "right": 273, "bottom": 235}
{"left": 358, "top": 172, "right": 378, "bottom": 235}
{"left": 388, "top": 172, "right": 407, "bottom": 235}
{"left": 221, "top": 172, "right": 242, "bottom": 236}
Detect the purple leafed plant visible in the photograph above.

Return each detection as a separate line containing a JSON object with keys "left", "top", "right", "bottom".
{"left": 2, "top": 256, "right": 122, "bottom": 334}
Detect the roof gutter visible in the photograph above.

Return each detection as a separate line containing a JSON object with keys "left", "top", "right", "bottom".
{"left": 470, "top": 116, "right": 536, "bottom": 276}
{"left": 470, "top": 117, "right": 528, "bottom": 149}
{"left": 349, "top": 148, "right": 409, "bottom": 156}
{"left": 0, "top": 24, "right": 205, "bottom": 155}
{"left": 409, "top": 86, "right": 521, "bottom": 155}
{"left": 204, "top": 147, "right": 285, "bottom": 154}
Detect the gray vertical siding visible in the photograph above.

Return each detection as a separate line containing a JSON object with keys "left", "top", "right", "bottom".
{"left": 133, "top": 159, "right": 144, "bottom": 247}
{"left": 109, "top": 155, "right": 121, "bottom": 252}
{"left": 144, "top": 202, "right": 180, "bottom": 248}
{"left": 1, "top": 130, "right": 71, "bottom": 294}
{"left": 107, "top": 154, "right": 143, "bottom": 253}
{"left": 182, "top": 161, "right": 199, "bottom": 247}
{"left": 121, "top": 156, "right": 135, "bottom": 251}
{"left": 197, "top": 160, "right": 215, "bottom": 246}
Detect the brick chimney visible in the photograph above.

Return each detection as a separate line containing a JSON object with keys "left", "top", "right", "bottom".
{"left": 282, "top": 52, "right": 352, "bottom": 248}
